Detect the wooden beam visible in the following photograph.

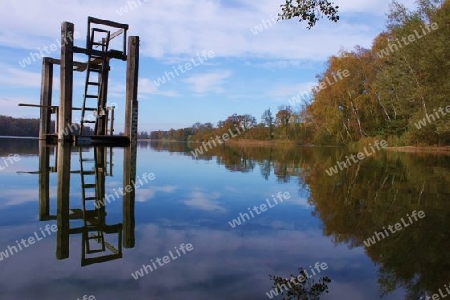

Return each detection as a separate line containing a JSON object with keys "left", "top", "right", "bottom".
{"left": 39, "top": 59, "right": 53, "bottom": 139}
{"left": 110, "top": 28, "right": 124, "bottom": 41}
{"left": 73, "top": 46, "right": 127, "bottom": 61}
{"left": 39, "top": 141, "right": 50, "bottom": 220}
{"left": 19, "top": 103, "right": 95, "bottom": 111}
{"left": 88, "top": 16, "right": 129, "bottom": 30}
{"left": 20, "top": 103, "right": 57, "bottom": 109}
{"left": 123, "top": 143, "right": 137, "bottom": 248}
{"left": 56, "top": 143, "right": 71, "bottom": 259}
{"left": 124, "top": 36, "right": 139, "bottom": 142}
{"left": 59, "top": 22, "right": 74, "bottom": 141}
{"left": 44, "top": 57, "right": 86, "bottom": 71}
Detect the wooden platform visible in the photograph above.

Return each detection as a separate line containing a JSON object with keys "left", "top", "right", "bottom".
{"left": 75, "top": 135, "right": 130, "bottom": 146}
{"left": 44, "top": 134, "right": 130, "bottom": 147}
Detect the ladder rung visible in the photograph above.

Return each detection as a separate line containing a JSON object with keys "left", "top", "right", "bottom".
{"left": 89, "top": 68, "right": 101, "bottom": 73}
{"left": 88, "top": 82, "right": 100, "bottom": 86}
{"left": 84, "top": 107, "right": 97, "bottom": 111}
{"left": 88, "top": 62, "right": 101, "bottom": 68}
{"left": 85, "top": 94, "right": 98, "bottom": 98}
{"left": 92, "top": 28, "right": 110, "bottom": 33}
{"left": 90, "top": 56, "right": 105, "bottom": 61}
{"left": 82, "top": 171, "right": 96, "bottom": 175}
{"left": 82, "top": 120, "right": 96, "bottom": 123}
{"left": 71, "top": 170, "right": 94, "bottom": 174}
{"left": 84, "top": 212, "right": 99, "bottom": 217}
{"left": 86, "top": 226, "right": 102, "bottom": 231}
{"left": 83, "top": 184, "right": 96, "bottom": 188}
{"left": 85, "top": 196, "right": 97, "bottom": 201}
{"left": 81, "top": 158, "right": 95, "bottom": 161}
{"left": 88, "top": 235, "right": 103, "bottom": 239}
{"left": 92, "top": 42, "right": 105, "bottom": 46}
{"left": 87, "top": 249, "right": 104, "bottom": 254}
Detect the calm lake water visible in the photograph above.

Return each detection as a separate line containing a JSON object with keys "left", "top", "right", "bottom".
{"left": 0, "top": 137, "right": 449, "bottom": 300}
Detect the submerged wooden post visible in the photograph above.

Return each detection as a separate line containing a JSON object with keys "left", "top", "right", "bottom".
{"left": 39, "top": 59, "right": 53, "bottom": 140}
{"left": 58, "top": 22, "right": 74, "bottom": 141}
{"left": 125, "top": 36, "right": 139, "bottom": 143}
{"left": 123, "top": 36, "right": 138, "bottom": 247}
{"left": 56, "top": 143, "right": 71, "bottom": 259}
{"left": 123, "top": 143, "right": 136, "bottom": 248}
{"left": 38, "top": 141, "right": 50, "bottom": 220}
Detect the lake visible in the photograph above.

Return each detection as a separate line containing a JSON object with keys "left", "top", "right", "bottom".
{"left": 0, "top": 137, "right": 449, "bottom": 300}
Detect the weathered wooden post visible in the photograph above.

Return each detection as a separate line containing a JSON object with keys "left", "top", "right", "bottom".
{"left": 59, "top": 22, "right": 74, "bottom": 141}
{"left": 56, "top": 142, "right": 71, "bottom": 259}
{"left": 123, "top": 143, "right": 136, "bottom": 248}
{"left": 38, "top": 141, "right": 50, "bottom": 220}
{"left": 39, "top": 58, "right": 53, "bottom": 140}
{"left": 124, "top": 36, "right": 139, "bottom": 143}
{"left": 95, "top": 55, "right": 110, "bottom": 136}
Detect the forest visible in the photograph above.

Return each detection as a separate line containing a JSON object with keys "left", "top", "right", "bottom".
{"left": 152, "top": 1, "right": 450, "bottom": 147}
{"left": 0, "top": 115, "right": 40, "bottom": 137}
{"left": 0, "top": 115, "right": 99, "bottom": 138}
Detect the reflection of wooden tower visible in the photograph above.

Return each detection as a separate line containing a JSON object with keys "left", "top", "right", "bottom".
{"left": 38, "top": 142, "right": 137, "bottom": 266}
{"left": 20, "top": 17, "right": 139, "bottom": 146}
{"left": 79, "top": 147, "right": 122, "bottom": 266}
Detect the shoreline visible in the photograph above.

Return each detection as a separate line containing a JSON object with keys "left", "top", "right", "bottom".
{"left": 143, "top": 139, "right": 450, "bottom": 153}
{"left": 384, "top": 146, "right": 450, "bottom": 154}
{"left": 223, "top": 139, "right": 296, "bottom": 147}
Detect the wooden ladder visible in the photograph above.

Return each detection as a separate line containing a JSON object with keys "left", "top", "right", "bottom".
{"left": 80, "top": 28, "right": 111, "bottom": 135}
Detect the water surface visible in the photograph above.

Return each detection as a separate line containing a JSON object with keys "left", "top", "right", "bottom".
{"left": 0, "top": 137, "right": 449, "bottom": 300}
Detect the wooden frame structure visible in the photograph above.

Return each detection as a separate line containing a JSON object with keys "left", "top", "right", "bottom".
{"left": 20, "top": 17, "right": 139, "bottom": 146}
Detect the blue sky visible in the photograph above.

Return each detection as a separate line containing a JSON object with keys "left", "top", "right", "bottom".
{"left": 0, "top": 0, "right": 415, "bottom": 132}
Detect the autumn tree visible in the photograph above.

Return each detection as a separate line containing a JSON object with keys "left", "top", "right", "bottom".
{"left": 275, "top": 106, "right": 293, "bottom": 139}
{"left": 261, "top": 108, "right": 274, "bottom": 140}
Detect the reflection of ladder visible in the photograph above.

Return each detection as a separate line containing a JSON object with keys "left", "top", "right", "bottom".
{"left": 78, "top": 147, "right": 122, "bottom": 266}
{"left": 80, "top": 28, "right": 111, "bottom": 135}
{"left": 79, "top": 148, "right": 105, "bottom": 253}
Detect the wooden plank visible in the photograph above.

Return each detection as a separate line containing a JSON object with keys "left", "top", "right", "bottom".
{"left": 92, "top": 28, "right": 124, "bottom": 46}
{"left": 44, "top": 57, "right": 86, "bottom": 71}
{"left": 109, "top": 28, "right": 124, "bottom": 41}
{"left": 88, "top": 16, "right": 129, "bottom": 30}
{"left": 73, "top": 46, "right": 127, "bottom": 61}
{"left": 20, "top": 103, "right": 57, "bottom": 109}
{"left": 19, "top": 104, "right": 95, "bottom": 111}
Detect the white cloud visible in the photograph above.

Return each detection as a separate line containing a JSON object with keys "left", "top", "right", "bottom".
{"left": 183, "top": 190, "right": 225, "bottom": 212}
{"left": 269, "top": 82, "right": 317, "bottom": 103}
{"left": 135, "top": 185, "right": 177, "bottom": 202}
{"left": 0, "top": 0, "right": 418, "bottom": 62}
{"left": 138, "top": 78, "right": 179, "bottom": 97}
{"left": 0, "top": 188, "right": 37, "bottom": 208}
{"left": 245, "top": 59, "right": 318, "bottom": 70}
{"left": 0, "top": 67, "right": 41, "bottom": 88}
{"left": 183, "top": 71, "right": 232, "bottom": 94}
{"left": 108, "top": 78, "right": 179, "bottom": 98}
{"left": 336, "top": 0, "right": 416, "bottom": 14}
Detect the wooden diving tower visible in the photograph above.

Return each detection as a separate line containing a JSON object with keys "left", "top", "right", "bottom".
{"left": 20, "top": 17, "right": 139, "bottom": 146}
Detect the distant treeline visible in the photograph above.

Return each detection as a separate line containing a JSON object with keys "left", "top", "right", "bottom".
{"left": 0, "top": 115, "right": 40, "bottom": 137}
{"left": 0, "top": 115, "right": 102, "bottom": 137}
{"left": 151, "top": 1, "right": 450, "bottom": 146}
